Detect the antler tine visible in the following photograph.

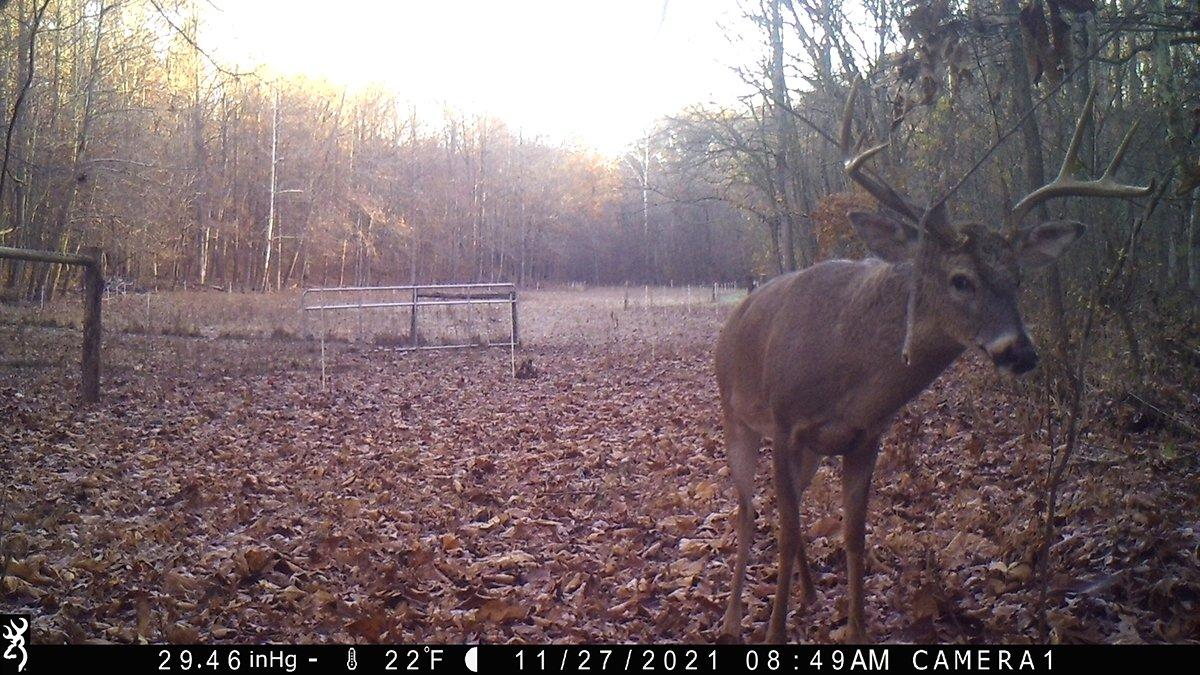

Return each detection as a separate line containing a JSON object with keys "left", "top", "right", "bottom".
{"left": 840, "top": 79, "right": 921, "bottom": 224}
{"left": 839, "top": 79, "right": 858, "bottom": 156}
{"left": 1102, "top": 118, "right": 1140, "bottom": 182}
{"left": 1011, "top": 85, "right": 1155, "bottom": 227}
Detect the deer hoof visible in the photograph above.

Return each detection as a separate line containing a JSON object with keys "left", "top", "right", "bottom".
{"left": 843, "top": 627, "right": 870, "bottom": 644}
{"left": 715, "top": 631, "right": 742, "bottom": 645}
{"left": 800, "top": 584, "right": 817, "bottom": 608}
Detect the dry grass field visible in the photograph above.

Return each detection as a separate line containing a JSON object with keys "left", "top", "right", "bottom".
{"left": 1, "top": 287, "right": 1197, "bottom": 643}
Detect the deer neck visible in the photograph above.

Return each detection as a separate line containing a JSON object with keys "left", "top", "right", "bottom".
{"left": 901, "top": 262, "right": 965, "bottom": 369}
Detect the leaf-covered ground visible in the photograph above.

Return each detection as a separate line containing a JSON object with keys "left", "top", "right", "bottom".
{"left": 2, "top": 290, "right": 1198, "bottom": 644}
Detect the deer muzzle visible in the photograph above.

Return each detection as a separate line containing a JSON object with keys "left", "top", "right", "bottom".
{"left": 985, "top": 332, "right": 1038, "bottom": 375}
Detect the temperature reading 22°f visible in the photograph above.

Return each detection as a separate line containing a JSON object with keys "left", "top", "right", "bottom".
{"left": 385, "top": 647, "right": 444, "bottom": 671}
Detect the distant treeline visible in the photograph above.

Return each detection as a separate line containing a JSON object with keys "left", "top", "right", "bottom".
{"left": 0, "top": 0, "right": 1197, "bottom": 304}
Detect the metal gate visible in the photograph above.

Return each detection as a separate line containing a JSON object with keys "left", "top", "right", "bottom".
{"left": 300, "top": 282, "right": 518, "bottom": 350}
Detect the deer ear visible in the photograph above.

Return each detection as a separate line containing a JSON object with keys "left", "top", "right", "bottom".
{"left": 1018, "top": 220, "right": 1085, "bottom": 269}
{"left": 848, "top": 211, "right": 918, "bottom": 262}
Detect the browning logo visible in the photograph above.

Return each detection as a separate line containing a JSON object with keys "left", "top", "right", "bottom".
{"left": 1, "top": 615, "right": 28, "bottom": 673}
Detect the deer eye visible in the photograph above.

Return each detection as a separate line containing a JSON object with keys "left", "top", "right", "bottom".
{"left": 951, "top": 273, "right": 976, "bottom": 294}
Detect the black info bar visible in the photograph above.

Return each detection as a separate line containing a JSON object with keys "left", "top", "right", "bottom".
{"left": 8, "top": 644, "right": 1186, "bottom": 674}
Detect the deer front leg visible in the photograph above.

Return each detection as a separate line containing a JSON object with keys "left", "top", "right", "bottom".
{"left": 841, "top": 436, "right": 879, "bottom": 643}
{"left": 766, "top": 433, "right": 818, "bottom": 643}
{"left": 721, "top": 487, "right": 755, "bottom": 641}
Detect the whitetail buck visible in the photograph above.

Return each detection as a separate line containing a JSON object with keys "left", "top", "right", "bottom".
{"left": 715, "top": 84, "right": 1152, "bottom": 643}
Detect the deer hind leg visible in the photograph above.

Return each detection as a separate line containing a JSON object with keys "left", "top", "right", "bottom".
{"left": 789, "top": 449, "right": 819, "bottom": 609}
{"left": 766, "top": 430, "right": 818, "bottom": 644}
{"left": 720, "top": 419, "right": 761, "bottom": 641}
{"left": 842, "top": 436, "right": 880, "bottom": 644}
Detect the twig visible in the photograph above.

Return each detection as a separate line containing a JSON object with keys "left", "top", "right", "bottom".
{"left": 539, "top": 489, "right": 602, "bottom": 497}
{"left": 146, "top": 0, "right": 254, "bottom": 79}
{"left": 1125, "top": 391, "right": 1200, "bottom": 438}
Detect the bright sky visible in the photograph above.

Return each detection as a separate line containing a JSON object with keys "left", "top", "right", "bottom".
{"left": 201, "top": 0, "right": 756, "bottom": 156}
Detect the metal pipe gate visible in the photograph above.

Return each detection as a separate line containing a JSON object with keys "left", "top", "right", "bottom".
{"left": 300, "top": 282, "right": 518, "bottom": 350}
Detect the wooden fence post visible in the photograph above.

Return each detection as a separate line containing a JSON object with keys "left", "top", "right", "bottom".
{"left": 81, "top": 246, "right": 104, "bottom": 403}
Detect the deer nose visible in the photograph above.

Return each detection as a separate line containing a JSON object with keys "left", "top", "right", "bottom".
{"left": 1003, "top": 344, "right": 1038, "bottom": 375}
{"left": 986, "top": 334, "right": 1038, "bottom": 375}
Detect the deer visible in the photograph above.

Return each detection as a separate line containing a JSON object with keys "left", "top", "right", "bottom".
{"left": 714, "top": 83, "right": 1152, "bottom": 644}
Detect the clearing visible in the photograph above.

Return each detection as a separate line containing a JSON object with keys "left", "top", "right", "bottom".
{"left": 1, "top": 287, "right": 1197, "bottom": 643}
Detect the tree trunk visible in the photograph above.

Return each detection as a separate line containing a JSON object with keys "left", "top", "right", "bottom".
{"left": 770, "top": 0, "right": 798, "bottom": 271}
{"left": 262, "top": 88, "right": 279, "bottom": 292}
{"left": 1002, "top": 0, "right": 1068, "bottom": 358}
{"left": 189, "top": 4, "right": 209, "bottom": 286}
{"left": 41, "top": 0, "right": 107, "bottom": 302}
{"left": 1189, "top": 191, "right": 1199, "bottom": 295}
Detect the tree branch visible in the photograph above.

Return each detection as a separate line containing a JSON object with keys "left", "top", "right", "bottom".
{"left": 0, "top": 0, "right": 51, "bottom": 205}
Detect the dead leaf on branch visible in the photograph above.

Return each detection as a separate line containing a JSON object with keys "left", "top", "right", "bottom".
{"left": 1018, "top": 0, "right": 1097, "bottom": 86}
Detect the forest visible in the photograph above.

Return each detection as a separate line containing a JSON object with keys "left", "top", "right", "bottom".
{"left": 2, "top": 0, "right": 1199, "bottom": 649}
{"left": 0, "top": 0, "right": 1198, "bottom": 294}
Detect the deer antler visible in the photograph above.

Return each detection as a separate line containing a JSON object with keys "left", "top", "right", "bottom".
{"left": 841, "top": 79, "right": 959, "bottom": 365}
{"left": 841, "top": 79, "right": 958, "bottom": 244}
{"left": 1010, "top": 86, "right": 1155, "bottom": 228}
{"left": 841, "top": 80, "right": 917, "bottom": 222}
